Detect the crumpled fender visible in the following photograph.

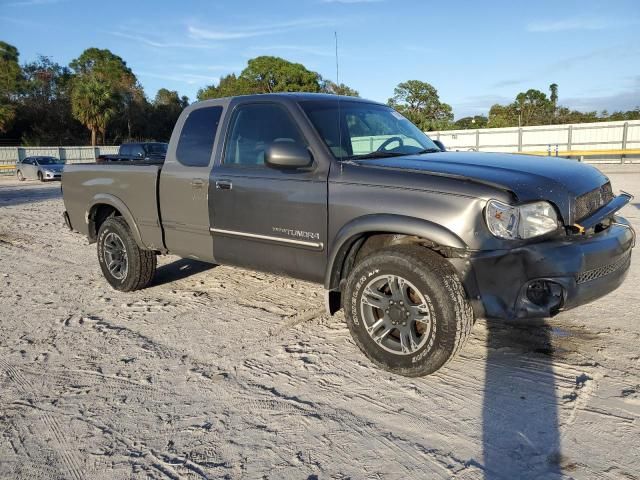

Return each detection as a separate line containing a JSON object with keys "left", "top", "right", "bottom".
{"left": 324, "top": 213, "right": 467, "bottom": 290}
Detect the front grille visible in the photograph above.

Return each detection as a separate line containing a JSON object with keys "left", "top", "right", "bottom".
{"left": 574, "top": 182, "right": 614, "bottom": 221}
{"left": 575, "top": 251, "right": 631, "bottom": 284}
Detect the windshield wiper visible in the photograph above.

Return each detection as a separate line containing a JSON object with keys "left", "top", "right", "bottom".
{"left": 417, "top": 148, "right": 442, "bottom": 154}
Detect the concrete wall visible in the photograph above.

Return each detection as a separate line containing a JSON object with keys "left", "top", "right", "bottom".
{"left": 0, "top": 146, "right": 119, "bottom": 174}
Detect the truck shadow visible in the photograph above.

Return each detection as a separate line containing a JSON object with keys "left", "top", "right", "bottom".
{"left": 482, "top": 319, "right": 563, "bottom": 479}
{"left": 0, "top": 184, "right": 62, "bottom": 207}
{"left": 153, "top": 258, "right": 216, "bottom": 286}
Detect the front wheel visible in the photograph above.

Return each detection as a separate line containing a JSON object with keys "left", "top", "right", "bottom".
{"left": 343, "top": 245, "right": 474, "bottom": 377}
{"left": 37, "top": 171, "right": 44, "bottom": 182}
{"left": 16, "top": 170, "right": 25, "bottom": 181}
{"left": 97, "top": 217, "right": 156, "bottom": 291}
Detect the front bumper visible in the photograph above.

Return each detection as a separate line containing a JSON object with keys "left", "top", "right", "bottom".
{"left": 43, "top": 171, "right": 62, "bottom": 180}
{"left": 465, "top": 216, "right": 635, "bottom": 320}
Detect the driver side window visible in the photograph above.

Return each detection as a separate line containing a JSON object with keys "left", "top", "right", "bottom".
{"left": 224, "top": 103, "right": 305, "bottom": 167}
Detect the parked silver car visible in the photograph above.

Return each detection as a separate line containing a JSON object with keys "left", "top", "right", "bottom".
{"left": 16, "top": 156, "right": 65, "bottom": 181}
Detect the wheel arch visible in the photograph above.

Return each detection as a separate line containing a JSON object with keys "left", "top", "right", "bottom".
{"left": 87, "top": 194, "right": 146, "bottom": 249}
{"left": 324, "top": 214, "right": 468, "bottom": 312}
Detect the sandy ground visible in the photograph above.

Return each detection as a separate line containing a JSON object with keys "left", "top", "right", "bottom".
{"left": 0, "top": 166, "right": 639, "bottom": 480}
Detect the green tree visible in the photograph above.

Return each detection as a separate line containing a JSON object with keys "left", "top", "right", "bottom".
{"left": 149, "top": 88, "right": 189, "bottom": 141}
{"left": 388, "top": 80, "right": 453, "bottom": 130}
{"left": 549, "top": 83, "right": 558, "bottom": 114}
{"left": 198, "top": 57, "right": 326, "bottom": 100}
{"left": 487, "top": 89, "right": 554, "bottom": 127}
{"left": 71, "top": 76, "right": 116, "bottom": 145}
{"left": 240, "top": 56, "right": 322, "bottom": 93}
{"left": 487, "top": 104, "right": 518, "bottom": 128}
{"left": 70, "top": 48, "right": 142, "bottom": 144}
{"left": 0, "top": 41, "right": 23, "bottom": 133}
{"left": 607, "top": 108, "right": 640, "bottom": 121}
{"left": 15, "top": 56, "right": 84, "bottom": 144}
{"left": 454, "top": 115, "right": 488, "bottom": 129}
{"left": 197, "top": 73, "right": 259, "bottom": 100}
{"left": 322, "top": 80, "right": 359, "bottom": 97}
{"left": 514, "top": 89, "right": 553, "bottom": 125}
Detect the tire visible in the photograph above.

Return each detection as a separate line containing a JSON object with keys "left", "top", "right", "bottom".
{"left": 16, "top": 170, "right": 25, "bottom": 181}
{"left": 343, "top": 244, "right": 474, "bottom": 377}
{"left": 37, "top": 171, "right": 44, "bottom": 182}
{"left": 97, "top": 216, "right": 156, "bottom": 291}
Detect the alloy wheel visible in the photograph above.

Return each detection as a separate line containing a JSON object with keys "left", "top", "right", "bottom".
{"left": 360, "top": 274, "right": 433, "bottom": 355}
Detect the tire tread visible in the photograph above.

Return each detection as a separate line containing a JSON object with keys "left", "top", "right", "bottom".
{"left": 344, "top": 244, "right": 474, "bottom": 376}
{"left": 97, "top": 216, "right": 156, "bottom": 292}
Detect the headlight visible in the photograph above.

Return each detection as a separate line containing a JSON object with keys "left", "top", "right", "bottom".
{"left": 485, "top": 199, "right": 559, "bottom": 239}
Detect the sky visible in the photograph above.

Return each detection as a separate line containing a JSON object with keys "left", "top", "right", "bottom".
{"left": 1, "top": 0, "right": 639, "bottom": 119}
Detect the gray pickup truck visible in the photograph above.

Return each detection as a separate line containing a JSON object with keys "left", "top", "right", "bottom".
{"left": 62, "top": 93, "right": 635, "bottom": 376}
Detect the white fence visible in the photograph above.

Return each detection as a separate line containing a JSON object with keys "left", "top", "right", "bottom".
{"left": 429, "top": 120, "right": 640, "bottom": 162}
{"left": 2, "top": 119, "right": 640, "bottom": 175}
{"left": 0, "top": 146, "right": 119, "bottom": 175}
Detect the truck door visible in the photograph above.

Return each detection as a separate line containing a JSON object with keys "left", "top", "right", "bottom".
{"left": 159, "top": 105, "right": 224, "bottom": 262}
{"left": 210, "top": 102, "right": 328, "bottom": 283}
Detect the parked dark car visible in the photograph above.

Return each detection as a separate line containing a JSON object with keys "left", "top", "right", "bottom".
{"left": 96, "top": 142, "right": 168, "bottom": 163}
{"left": 62, "top": 93, "right": 634, "bottom": 376}
{"left": 16, "top": 156, "right": 65, "bottom": 181}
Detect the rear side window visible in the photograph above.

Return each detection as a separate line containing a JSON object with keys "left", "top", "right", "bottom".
{"left": 176, "top": 106, "right": 223, "bottom": 167}
{"left": 130, "top": 144, "right": 145, "bottom": 158}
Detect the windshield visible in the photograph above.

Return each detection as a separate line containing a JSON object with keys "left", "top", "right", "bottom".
{"left": 300, "top": 100, "right": 439, "bottom": 160}
{"left": 145, "top": 143, "right": 168, "bottom": 155}
{"left": 37, "top": 157, "right": 64, "bottom": 165}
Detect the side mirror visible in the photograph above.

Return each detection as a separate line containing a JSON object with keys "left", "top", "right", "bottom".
{"left": 265, "top": 142, "right": 312, "bottom": 169}
{"left": 432, "top": 140, "right": 446, "bottom": 152}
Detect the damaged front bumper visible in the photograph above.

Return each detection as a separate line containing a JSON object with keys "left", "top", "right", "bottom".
{"left": 465, "top": 215, "right": 635, "bottom": 320}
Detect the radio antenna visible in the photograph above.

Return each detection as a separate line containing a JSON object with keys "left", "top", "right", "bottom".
{"left": 334, "top": 31, "right": 339, "bottom": 86}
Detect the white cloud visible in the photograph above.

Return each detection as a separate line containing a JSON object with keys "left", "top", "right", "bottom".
{"left": 563, "top": 76, "right": 640, "bottom": 113}
{"left": 3, "top": 0, "right": 65, "bottom": 6}
{"left": 188, "top": 18, "right": 336, "bottom": 41}
{"left": 247, "top": 44, "right": 334, "bottom": 57}
{"left": 526, "top": 17, "right": 630, "bottom": 32}
{"left": 110, "top": 31, "right": 219, "bottom": 50}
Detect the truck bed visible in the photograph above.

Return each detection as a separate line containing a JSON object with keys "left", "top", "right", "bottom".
{"left": 62, "top": 163, "right": 165, "bottom": 251}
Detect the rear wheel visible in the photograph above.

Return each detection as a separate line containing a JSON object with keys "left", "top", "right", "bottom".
{"left": 97, "top": 216, "right": 156, "bottom": 291}
{"left": 343, "top": 244, "right": 474, "bottom": 377}
{"left": 16, "top": 170, "right": 24, "bottom": 181}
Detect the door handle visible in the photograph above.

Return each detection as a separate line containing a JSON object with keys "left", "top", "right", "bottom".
{"left": 191, "top": 178, "right": 205, "bottom": 189}
{"left": 215, "top": 180, "right": 233, "bottom": 190}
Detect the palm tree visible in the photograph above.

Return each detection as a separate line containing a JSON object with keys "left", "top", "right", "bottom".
{"left": 549, "top": 83, "right": 558, "bottom": 119}
{"left": 71, "top": 76, "right": 116, "bottom": 145}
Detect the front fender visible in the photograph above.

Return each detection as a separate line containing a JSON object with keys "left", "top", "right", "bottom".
{"left": 324, "top": 214, "right": 467, "bottom": 289}
{"left": 87, "top": 193, "right": 146, "bottom": 249}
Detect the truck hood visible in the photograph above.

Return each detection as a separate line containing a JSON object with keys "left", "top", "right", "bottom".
{"left": 350, "top": 151, "right": 610, "bottom": 223}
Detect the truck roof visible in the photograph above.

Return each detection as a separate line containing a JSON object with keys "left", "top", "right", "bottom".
{"left": 192, "top": 92, "right": 384, "bottom": 109}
